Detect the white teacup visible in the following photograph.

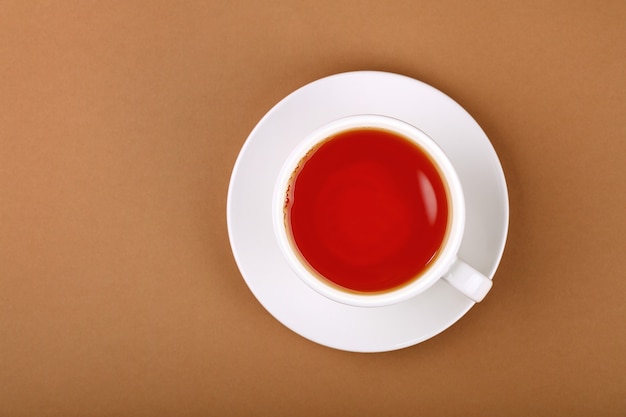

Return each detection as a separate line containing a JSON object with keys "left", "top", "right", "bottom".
{"left": 273, "top": 115, "right": 492, "bottom": 307}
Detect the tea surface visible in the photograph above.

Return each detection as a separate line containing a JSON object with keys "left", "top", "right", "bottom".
{"left": 286, "top": 128, "right": 449, "bottom": 293}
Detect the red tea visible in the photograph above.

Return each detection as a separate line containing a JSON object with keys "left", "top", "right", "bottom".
{"left": 285, "top": 128, "right": 450, "bottom": 293}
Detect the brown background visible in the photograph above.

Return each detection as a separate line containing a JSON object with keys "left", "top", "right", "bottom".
{"left": 1, "top": 1, "right": 625, "bottom": 416}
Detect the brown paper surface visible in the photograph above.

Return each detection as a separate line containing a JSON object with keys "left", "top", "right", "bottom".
{"left": 1, "top": 1, "right": 625, "bottom": 416}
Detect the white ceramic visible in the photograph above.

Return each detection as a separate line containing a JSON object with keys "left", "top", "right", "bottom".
{"left": 273, "top": 114, "right": 492, "bottom": 307}
{"left": 227, "top": 71, "right": 509, "bottom": 352}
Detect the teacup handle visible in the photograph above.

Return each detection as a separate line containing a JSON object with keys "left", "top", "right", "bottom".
{"left": 443, "top": 259, "right": 493, "bottom": 302}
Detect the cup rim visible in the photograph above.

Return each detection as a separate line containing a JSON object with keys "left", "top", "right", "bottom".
{"left": 273, "top": 114, "right": 465, "bottom": 307}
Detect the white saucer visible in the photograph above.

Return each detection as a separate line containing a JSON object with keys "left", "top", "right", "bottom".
{"left": 227, "top": 71, "right": 509, "bottom": 352}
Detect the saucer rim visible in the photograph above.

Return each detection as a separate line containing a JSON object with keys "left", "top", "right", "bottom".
{"left": 227, "top": 70, "right": 509, "bottom": 352}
